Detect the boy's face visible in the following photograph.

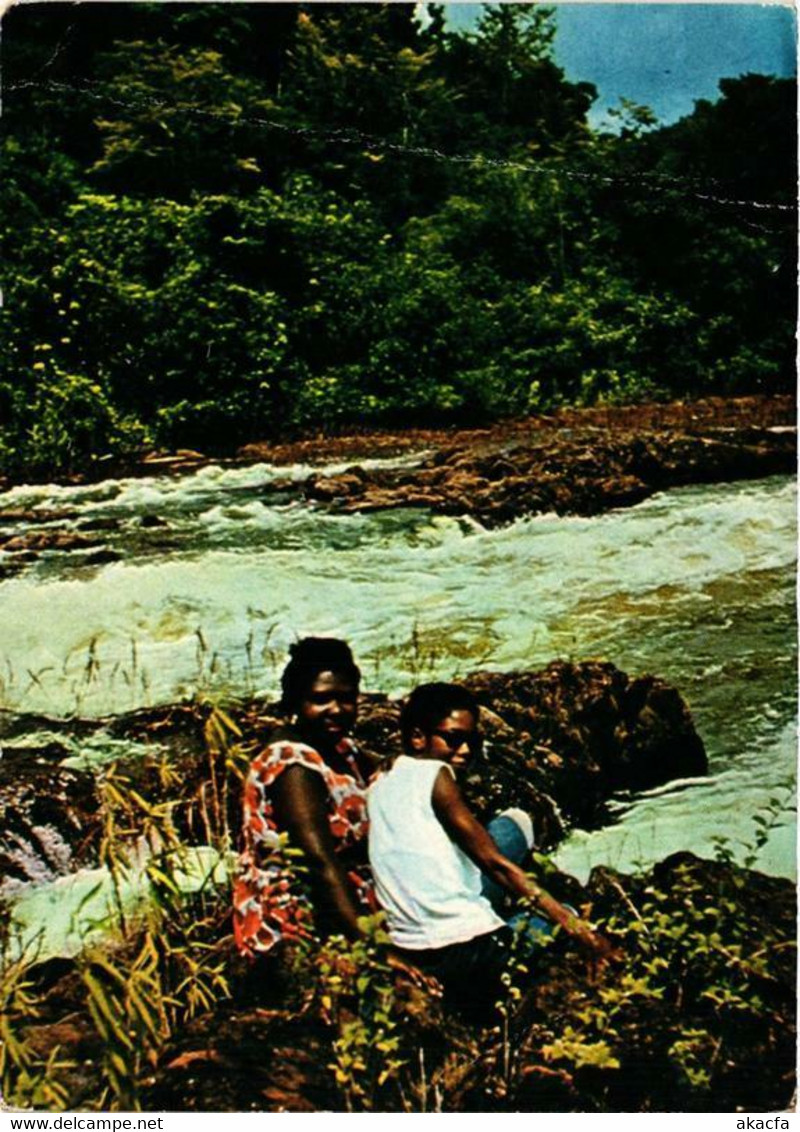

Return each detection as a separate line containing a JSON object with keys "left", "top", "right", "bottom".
{"left": 410, "top": 708, "right": 482, "bottom": 772}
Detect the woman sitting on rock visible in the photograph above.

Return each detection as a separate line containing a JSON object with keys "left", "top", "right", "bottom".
{"left": 233, "top": 637, "right": 376, "bottom": 958}
{"left": 367, "top": 682, "right": 616, "bottom": 1014}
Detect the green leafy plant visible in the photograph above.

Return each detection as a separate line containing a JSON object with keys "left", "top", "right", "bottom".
{"left": 526, "top": 846, "right": 795, "bottom": 1111}
{"left": 313, "top": 916, "right": 409, "bottom": 1112}
{"left": 79, "top": 934, "right": 169, "bottom": 1111}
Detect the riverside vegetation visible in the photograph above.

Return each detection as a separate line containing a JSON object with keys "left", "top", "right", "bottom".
{"left": 0, "top": 667, "right": 795, "bottom": 1113}
{"left": 2, "top": 3, "right": 796, "bottom": 481}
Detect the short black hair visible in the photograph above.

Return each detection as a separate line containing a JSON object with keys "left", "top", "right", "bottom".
{"left": 280, "top": 637, "right": 361, "bottom": 712}
{"left": 399, "top": 682, "right": 480, "bottom": 750}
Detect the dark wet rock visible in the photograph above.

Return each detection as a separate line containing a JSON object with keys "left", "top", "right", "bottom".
{"left": 77, "top": 517, "right": 121, "bottom": 533}
{"left": 303, "top": 427, "right": 796, "bottom": 527}
{"left": 106, "top": 701, "right": 223, "bottom": 758}
{"left": 0, "top": 711, "right": 98, "bottom": 746}
{"left": 464, "top": 662, "right": 707, "bottom": 828}
{"left": 0, "top": 718, "right": 106, "bottom": 895}
{"left": 0, "top": 739, "right": 74, "bottom": 765}
{"left": 0, "top": 761, "right": 100, "bottom": 896}
{"left": 262, "top": 477, "right": 300, "bottom": 496}
{"left": 83, "top": 548, "right": 123, "bottom": 566}
{"left": 0, "top": 559, "right": 30, "bottom": 579}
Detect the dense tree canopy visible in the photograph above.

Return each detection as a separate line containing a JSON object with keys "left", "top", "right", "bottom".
{"left": 1, "top": 3, "right": 795, "bottom": 476}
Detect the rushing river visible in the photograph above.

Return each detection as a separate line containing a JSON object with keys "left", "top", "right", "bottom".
{"left": 0, "top": 459, "right": 796, "bottom": 916}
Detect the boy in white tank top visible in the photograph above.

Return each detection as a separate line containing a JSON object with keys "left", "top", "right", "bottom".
{"left": 368, "top": 683, "right": 617, "bottom": 1016}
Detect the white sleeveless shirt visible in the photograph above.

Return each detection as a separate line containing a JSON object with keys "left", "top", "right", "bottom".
{"left": 367, "top": 755, "right": 504, "bottom": 950}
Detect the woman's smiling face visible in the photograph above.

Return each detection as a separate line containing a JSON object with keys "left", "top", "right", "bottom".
{"left": 296, "top": 669, "right": 358, "bottom": 749}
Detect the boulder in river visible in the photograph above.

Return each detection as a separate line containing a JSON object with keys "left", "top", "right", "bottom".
{"left": 463, "top": 661, "right": 707, "bottom": 828}
{"left": 83, "top": 548, "right": 123, "bottom": 566}
{"left": 76, "top": 517, "right": 122, "bottom": 533}
{"left": 352, "top": 662, "right": 707, "bottom": 838}
{"left": 0, "top": 530, "right": 100, "bottom": 554}
{"left": 303, "top": 425, "right": 796, "bottom": 527}
{"left": 0, "top": 508, "right": 79, "bottom": 525}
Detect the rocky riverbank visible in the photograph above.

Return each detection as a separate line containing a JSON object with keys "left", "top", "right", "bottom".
{"left": 304, "top": 413, "right": 795, "bottom": 527}
{"left": 142, "top": 852, "right": 795, "bottom": 1113}
{"left": 241, "top": 393, "right": 796, "bottom": 470}
{"left": 6, "top": 851, "right": 795, "bottom": 1113}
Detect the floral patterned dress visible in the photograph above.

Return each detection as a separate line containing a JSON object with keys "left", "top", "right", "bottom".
{"left": 233, "top": 735, "right": 374, "bottom": 957}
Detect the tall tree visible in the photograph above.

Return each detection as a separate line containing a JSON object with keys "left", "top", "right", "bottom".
{"left": 433, "top": 4, "right": 596, "bottom": 157}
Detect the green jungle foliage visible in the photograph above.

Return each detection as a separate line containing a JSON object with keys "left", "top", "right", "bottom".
{"left": 1, "top": 3, "right": 796, "bottom": 476}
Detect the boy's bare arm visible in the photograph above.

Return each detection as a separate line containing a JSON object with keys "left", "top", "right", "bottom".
{"left": 431, "top": 767, "right": 617, "bottom": 958}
